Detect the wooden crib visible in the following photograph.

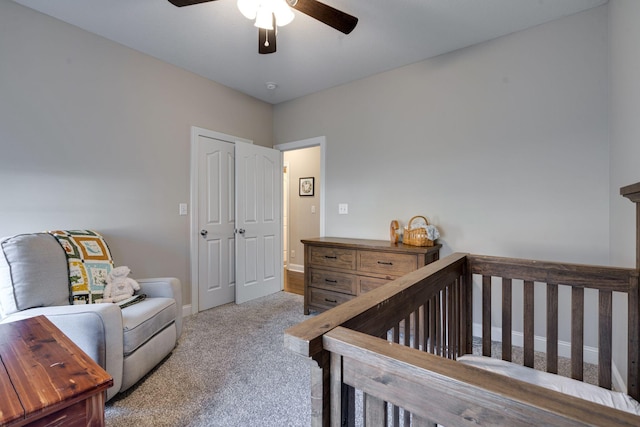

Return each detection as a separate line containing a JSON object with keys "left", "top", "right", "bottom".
{"left": 285, "top": 182, "right": 640, "bottom": 427}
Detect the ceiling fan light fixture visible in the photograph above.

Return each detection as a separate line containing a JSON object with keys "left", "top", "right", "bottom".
{"left": 254, "top": 6, "right": 274, "bottom": 29}
{"left": 237, "top": 0, "right": 259, "bottom": 20}
{"left": 273, "top": 0, "right": 294, "bottom": 26}
{"left": 238, "top": 0, "right": 294, "bottom": 30}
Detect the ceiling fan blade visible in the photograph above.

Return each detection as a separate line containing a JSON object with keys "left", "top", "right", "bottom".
{"left": 258, "top": 16, "right": 277, "bottom": 54}
{"left": 168, "top": 0, "right": 216, "bottom": 7}
{"left": 291, "top": 0, "right": 358, "bottom": 34}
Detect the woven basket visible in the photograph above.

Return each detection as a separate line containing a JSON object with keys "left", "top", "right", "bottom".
{"left": 403, "top": 215, "right": 435, "bottom": 247}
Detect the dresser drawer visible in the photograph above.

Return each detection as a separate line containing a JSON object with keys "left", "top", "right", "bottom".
{"left": 358, "top": 276, "right": 391, "bottom": 294}
{"left": 309, "top": 246, "right": 356, "bottom": 270}
{"left": 309, "top": 288, "right": 354, "bottom": 310}
{"left": 358, "top": 251, "right": 417, "bottom": 276}
{"left": 310, "top": 269, "right": 357, "bottom": 295}
{"left": 302, "top": 238, "right": 440, "bottom": 314}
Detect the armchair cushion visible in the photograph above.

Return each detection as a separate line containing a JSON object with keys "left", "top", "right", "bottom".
{"left": 0, "top": 233, "right": 71, "bottom": 316}
{"left": 121, "top": 297, "right": 176, "bottom": 356}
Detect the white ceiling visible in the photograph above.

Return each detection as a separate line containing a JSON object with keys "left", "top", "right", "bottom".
{"left": 12, "top": 0, "right": 607, "bottom": 104}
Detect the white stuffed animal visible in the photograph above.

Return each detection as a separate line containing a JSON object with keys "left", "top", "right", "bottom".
{"left": 100, "top": 266, "right": 140, "bottom": 303}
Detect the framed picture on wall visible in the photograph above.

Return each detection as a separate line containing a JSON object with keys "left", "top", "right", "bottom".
{"left": 299, "top": 177, "right": 314, "bottom": 197}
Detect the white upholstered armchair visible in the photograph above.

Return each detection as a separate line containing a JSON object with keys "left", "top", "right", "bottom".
{"left": 0, "top": 232, "right": 182, "bottom": 400}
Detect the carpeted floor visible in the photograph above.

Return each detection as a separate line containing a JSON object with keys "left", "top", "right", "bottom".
{"left": 105, "top": 291, "right": 598, "bottom": 426}
{"left": 105, "top": 291, "right": 311, "bottom": 427}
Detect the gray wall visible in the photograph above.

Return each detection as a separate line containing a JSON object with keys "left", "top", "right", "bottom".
{"left": 284, "top": 146, "right": 321, "bottom": 270}
{"left": 610, "top": 0, "right": 640, "bottom": 269}
{"left": 274, "top": 6, "right": 609, "bottom": 265}
{"left": 0, "top": 1, "right": 273, "bottom": 306}
{"left": 609, "top": 0, "right": 640, "bottom": 390}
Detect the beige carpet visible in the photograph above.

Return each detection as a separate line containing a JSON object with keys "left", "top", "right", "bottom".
{"left": 105, "top": 291, "right": 599, "bottom": 426}
{"left": 106, "top": 291, "right": 311, "bottom": 427}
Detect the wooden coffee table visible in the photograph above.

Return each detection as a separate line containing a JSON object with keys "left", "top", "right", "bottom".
{"left": 0, "top": 315, "right": 113, "bottom": 426}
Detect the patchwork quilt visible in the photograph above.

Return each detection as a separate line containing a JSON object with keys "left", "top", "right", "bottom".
{"left": 48, "top": 230, "right": 114, "bottom": 304}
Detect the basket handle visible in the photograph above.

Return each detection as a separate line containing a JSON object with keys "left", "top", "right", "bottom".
{"left": 408, "top": 215, "right": 429, "bottom": 227}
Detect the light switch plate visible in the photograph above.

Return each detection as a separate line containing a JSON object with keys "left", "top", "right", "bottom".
{"left": 179, "top": 203, "right": 188, "bottom": 216}
{"left": 338, "top": 203, "right": 348, "bottom": 214}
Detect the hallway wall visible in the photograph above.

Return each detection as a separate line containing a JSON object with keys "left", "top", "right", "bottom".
{"left": 284, "top": 146, "right": 321, "bottom": 270}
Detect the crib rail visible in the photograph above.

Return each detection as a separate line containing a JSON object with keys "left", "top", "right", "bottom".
{"left": 468, "top": 255, "right": 639, "bottom": 399}
{"left": 285, "top": 252, "right": 640, "bottom": 426}
{"left": 324, "top": 326, "right": 640, "bottom": 427}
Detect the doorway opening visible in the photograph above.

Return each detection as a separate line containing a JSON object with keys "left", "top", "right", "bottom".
{"left": 275, "top": 137, "right": 326, "bottom": 295}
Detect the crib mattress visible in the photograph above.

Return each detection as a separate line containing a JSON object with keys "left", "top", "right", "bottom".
{"left": 457, "top": 355, "right": 640, "bottom": 416}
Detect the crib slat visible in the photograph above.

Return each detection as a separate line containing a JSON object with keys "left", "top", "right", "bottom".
{"left": 435, "top": 293, "right": 442, "bottom": 356}
{"left": 404, "top": 315, "right": 410, "bottom": 347}
{"left": 429, "top": 296, "right": 436, "bottom": 354}
{"left": 629, "top": 274, "right": 640, "bottom": 401}
{"left": 546, "top": 284, "right": 559, "bottom": 374}
{"left": 483, "top": 275, "right": 492, "bottom": 357}
{"left": 344, "top": 386, "right": 356, "bottom": 427}
{"left": 571, "top": 287, "right": 585, "bottom": 381}
{"left": 393, "top": 403, "right": 400, "bottom": 427}
{"left": 453, "top": 278, "right": 460, "bottom": 358}
{"left": 523, "top": 281, "right": 535, "bottom": 368}
{"left": 463, "top": 267, "right": 473, "bottom": 355}
{"left": 330, "top": 352, "right": 343, "bottom": 426}
{"left": 442, "top": 288, "right": 448, "bottom": 357}
{"left": 502, "top": 278, "right": 512, "bottom": 362}
{"left": 447, "top": 285, "right": 454, "bottom": 358}
{"left": 364, "top": 393, "right": 386, "bottom": 427}
{"left": 415, "top": 307, "right": 421, "bottom": 350}
{"left": 422, "top": 302, "right": 429, "bottom": 353}
{"left": 599, "top": 290, "right": 612, "bottom": 389}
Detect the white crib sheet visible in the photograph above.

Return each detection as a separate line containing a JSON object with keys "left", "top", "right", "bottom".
{"left": 457, "top": 354, "right": 640, "bottom": 416}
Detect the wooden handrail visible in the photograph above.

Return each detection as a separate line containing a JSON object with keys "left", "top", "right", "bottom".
{"left": 324, "top": 326, "right": 640, "bottom": 427}
{"left": 468, "top": 254, "right": 637, "bottom": 291}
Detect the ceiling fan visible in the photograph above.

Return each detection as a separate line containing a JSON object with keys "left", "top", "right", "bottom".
{"left": 168, "top": 0, "right": 358, "bottom": 54}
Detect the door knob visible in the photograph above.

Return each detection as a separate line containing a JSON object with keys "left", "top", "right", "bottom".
{"left": 200, "top": 229, "right": 208, "bottom": 237}
{"left": 236, "top": 228, "right": 246, "bottom": 235}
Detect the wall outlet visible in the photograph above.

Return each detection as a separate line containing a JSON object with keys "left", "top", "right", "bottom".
{"left": 291, "top": 249, "right": 296, "bottom": 258}
{"left": 338, "top": 203, "right": 348, "bottom": 215}
{"left": 179, "top": 203, "right": 188, "bottom": 216}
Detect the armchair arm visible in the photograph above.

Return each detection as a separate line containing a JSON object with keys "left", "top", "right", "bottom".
{"left": 137, "top": 277, "right": 182, "bottom": 338}
{"left": 0, "top": 303, "right": 124, "bottom": 400}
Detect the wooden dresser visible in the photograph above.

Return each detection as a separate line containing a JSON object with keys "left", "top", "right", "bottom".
{"left": 0, "top": 316, "right": 113, "bottom": 427}
{"left": 302, "top": 237, "right": 441, "bottom": 314}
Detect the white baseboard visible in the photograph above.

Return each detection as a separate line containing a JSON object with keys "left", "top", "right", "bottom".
{"left": 182, "top": 304, "right": 192, "bottom": 318}
{"left": 287, "top": 263, "right": 304, "bottom": 273}
{"left": 472, "top": 322, "right": 625, "bottom": 393}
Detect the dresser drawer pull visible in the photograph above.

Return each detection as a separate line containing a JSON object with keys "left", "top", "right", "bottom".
{"left": 324, "top": 255, "right": 337, "bottom": 259}
{"left": 325, "top": 298, "right": 338, "bottom": 303}
{"left": 377, "top": 261, "right": 393, "bottom": 265}
{"left": 325, "top": 279, "right": 338, "bottom": 284}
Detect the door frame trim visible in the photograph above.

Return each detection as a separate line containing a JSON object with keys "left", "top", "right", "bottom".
{"left": 274, "top": 136, "right": 326, "bottom": 238}
{"left": 189, "top": 126, "right": 252, "bottom": 315}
